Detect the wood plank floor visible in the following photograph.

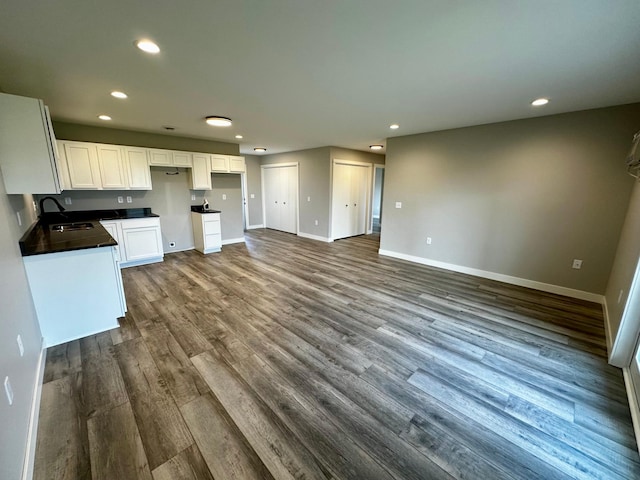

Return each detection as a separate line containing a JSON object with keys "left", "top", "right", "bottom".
{"left": 34, "top": 229, "right": 640, "bottom": 479}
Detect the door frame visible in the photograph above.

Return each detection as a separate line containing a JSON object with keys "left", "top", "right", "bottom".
{"left": 260, "top": 162, "right": 299, "bottom": 234}
{"left": 241, "top": 172, "right": 249, "bottom": 230}
{"left": 330, "top": 159, "right": 373, "bottom": 241}
{"left": 370, "top": 164, "right": 385, "bottom": 234}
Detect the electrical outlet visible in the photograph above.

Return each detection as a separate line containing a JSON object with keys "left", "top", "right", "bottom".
{"left": 191, "top": 194, "right": 196, "bottom": 201}
{"left": 4, "top": 377, "right": 13, "bottom": 406}
{"left": 64, "top": 197, "right": 72, "bottom": 205}
{"left": 126, "top": 196, "right": 132, "bottom": 203}
{"left": 222, "top": 194, "right": 227, "bottom": 200}
{"left": 117, "top": 196, "right": 124, "bottom": 204}
{"left": 16, "top": 335, "right": 24, "bottom": 357}
{"left": 395, "top": 201, "right": 402, "bottom": 209}
{"left": 250, "top": 193, "right": 255, "bottom": 199}
{"left": 572, "top": 259, "right": 583, "bottom": 269}
{"left": 169, "top": 241, "right": 176, "bottom": 248}
{"left": 16, "top": 211, "right": 22, "bottom": 227}
{"left": 315, "top": 220, "right": 319, "bottom": 226}
{"left": 307, "top": 196, "right": 311, "bottom": 202}
{"left": 427, "top": 237, "right": 432, "bottom": 245}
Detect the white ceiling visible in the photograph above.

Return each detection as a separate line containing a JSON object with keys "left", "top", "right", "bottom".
{"left": 1, "top": 1, "right": 639, "bottom": 155}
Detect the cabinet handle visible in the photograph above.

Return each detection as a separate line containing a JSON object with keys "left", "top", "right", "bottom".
{"left": 283, "top": 202, "right": 286, "bottom": 205}
{"left": 345, "top": 204, "right": 349, "bottom": 207}
{"left": 275, "top": 201, "right": 278, "bottom": 203}
{"left": 354, "top": 203, "right": 357, "bottom": 207}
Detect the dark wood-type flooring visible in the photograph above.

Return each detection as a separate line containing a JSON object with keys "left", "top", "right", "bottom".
{"left": 35, "top": 229, "right": 640, "bottom": 479}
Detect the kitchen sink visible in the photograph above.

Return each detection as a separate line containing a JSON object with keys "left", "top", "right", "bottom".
{"left": 51, "top": 222, "right": 94, "bottom": 232}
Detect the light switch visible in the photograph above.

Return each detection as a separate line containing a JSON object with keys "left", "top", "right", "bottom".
{"left": 395, "top": 202, "right": 402, "bottom": 209}
{"left": 222, "top": 194, "right": 227, "bottom": 200}
{"left": 117, "top": 196, "right": 124, "bottom": 204}
{"left": 307, "top": 196, "right": 311, "bottom": 202}
{"left": 126, "top": 196, "right": 132, "bottom": 203}
{"left": 250, "top": 193, "right": 255, "bottom": 199}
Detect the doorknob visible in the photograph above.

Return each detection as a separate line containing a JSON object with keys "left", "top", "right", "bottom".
{"left": 275, "top": 201, "right": 278, "bottom": 203}
{"left": 283, "top": 202, "right": 286, "bottom": 205}
{"left": 354, "top": 203, "right": 357, "bottom": 206}
{"left": 345, "top": 204, "right": 348, "bottom": 207}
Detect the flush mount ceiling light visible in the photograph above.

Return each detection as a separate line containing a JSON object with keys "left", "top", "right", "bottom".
{"left": 369, "top": 145, "right": 383, "bottom": 150}
{"left": 531, "top": 98, "right": 549, "bottom": 106}
{"left": 254, "top": 147, "right": 267, "bottom": 152}
{"left": 135, "top": 39, "right": 160, "bottom": 54}
{"left": 235, "top": 135, "right": 243, "bottom": 139}
{"left": 390, "top": 124, "right": 400, "bottom": 130}
{"left": 205, "top": 116, "right": 232, "bottom": 127}
{"left": 110, "top": 91, "right": 128, "bottom": 99}
{"left": 98, "top": 114, "right": 112, "bottom": 121}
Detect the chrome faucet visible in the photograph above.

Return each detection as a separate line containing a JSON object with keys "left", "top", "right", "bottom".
{"left": 39, "top": 196, "right": 66, "bottom": 215}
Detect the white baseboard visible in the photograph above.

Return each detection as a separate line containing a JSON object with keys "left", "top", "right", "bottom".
{"left": 297, "top": 232, "right": 333, "bottom": 243}
{"left": 120, "top": 256, "right": 164, "bottom": 268}
{"left": 246, "top": 224, "right": 264, "bottom": 230}
{"left": 623, "top": 368, "right": 640, "bottom": 455}
{"left": 164, "top": 246, "right": 195, "bottom": 254}
{"left": 222, "top": 237, "right": 246, "bottom": 245}
{"left": 603, "top": 298, "right": 614, "bottom": 358}
{"left": 378, "top": 249, "right": 604, "bottom": 304}
{"left": 22, "top": 339, "right": 46, "bottom": 480}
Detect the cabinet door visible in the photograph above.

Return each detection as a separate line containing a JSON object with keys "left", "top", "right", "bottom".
{"left": 173, "top": 151, "right": 193, "bottom": 167}
{"left": 228, "top": 155, "right": 246, "bottom": 173}
{"left": 100, "top": 221, "right": 123, "bottom": 263}
{"left": 148, "top": 149, "right": 173, "bottom": 166}
{"left": 63, "top": 142, "right": 101, "bottom": 189}
{"left": 96, "top": 144, "right": 127, "bottom": 189}
{"left": 210, "top": 155, "right": 229, "bottom": 172}
{"left": 190, "top": 153, "right": 212, "bottom": 190}
{"left": 124, "top": 147, "right": 152, "bottom": 190}
{"left": 121, "top": 226, "right": 163, "bottom": 261}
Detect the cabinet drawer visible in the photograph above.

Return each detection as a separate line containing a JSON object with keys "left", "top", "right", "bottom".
{"left": 120, "top": 217, "right": 160, "bottom": 230}
{"left": 204, "top": 219, "right": 221, "bottom": 235}
{"left": 205, "top": 233, "right": 221, "bottom": 249}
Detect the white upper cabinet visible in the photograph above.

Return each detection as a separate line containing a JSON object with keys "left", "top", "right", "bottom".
{"left": 96, "top": 144, "right": 127, "bottom": 189}
{"left": 0, "top": 93, "right": 63, "bottom": 194}
{"left": 211, "top": 154, "right": 245, "bottom": 173}
{"left": 123, "top": 147, "right": 152, "bottom": 190}
{"left": 173, "top": 151, "right": 193, "bottom": 167}
{"left": 210, "top": 154, "right": 229, "bottom": 172}
{"left": 148, "top": 148, "right": 193, "bottom": 167}
{"left": 61, "top": 141, "right": 102, "bottom": 189}
{"left": 229, "top": 155, "right": 246, "bottom": 173}
{"left": 189, "top": 153, "right": 212, "bottom": 190}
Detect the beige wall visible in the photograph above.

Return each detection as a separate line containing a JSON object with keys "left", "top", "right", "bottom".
{"left": 245, "top": 155, "right": 263, "bottom": 227}
{"left": 0, "top": 176, "right": 42, "bottom": 480}
{"left": 211, "top": 173, "right": 245, "bottom": 240}
{"left": 262, "top": 147, "right": 332, "bottom": 238}
{"left": 605, "top": 178, "right": 640, "bottom": 365}
{"left": 381, "top": 103, "right": 640, "bottom": 296}
{"left": 53, "top": 122, "right": 239, "bottom": 155}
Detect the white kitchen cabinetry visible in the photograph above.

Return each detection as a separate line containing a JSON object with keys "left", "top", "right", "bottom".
{"left": 100, "top": 217, "right": 164, "bottom": 267}
{"left": 211, "top": 154, "right": 245, "bottom": 173}
{"left": 0, "top": 92, "right": 64, "bottom": 194}
{"left": 23, "top": 246, "right": 124, "bottom": 347}
{"left": 60, "top": 141, "right": 102, "bottom": 189}
{"left": 148, "top": 148, "right": 193, "bottom": 167}
{"left": 96, "top": 144, "right": 128, "bottom": 189}
{"left": 191, "top": 212, "right": 222, "bottom": 254}
{"left": 189, "top": 153, "right": 212, "bottom": 190}
{"left": 123, "top": 147, "right": 152, "bottom": 190}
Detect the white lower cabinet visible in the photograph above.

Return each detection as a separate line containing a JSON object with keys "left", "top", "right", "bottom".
{"left": 191, "top": 212, "right": 222, "bottom": 254}
{"left": 100, "top": 217, "right": 164, "bottom": 267}
{"left": 23, "top": 246, "right": 125, "bottom": 347}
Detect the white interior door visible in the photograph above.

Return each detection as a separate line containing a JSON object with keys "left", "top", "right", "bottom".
{"left": 332, "top": 162, "right": 370, "bottom": 240}
{"left": 262, "top": 164, "right": 298, "bottom": 234}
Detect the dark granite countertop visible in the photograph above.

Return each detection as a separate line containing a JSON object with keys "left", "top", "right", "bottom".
{"left": 191, "top": 205, "right": 222, "bottom": 214}
{"left": 20, "top": 208, "right": 159, "bottom": 256}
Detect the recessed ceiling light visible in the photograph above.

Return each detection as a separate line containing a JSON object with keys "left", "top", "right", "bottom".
{"left": 235, "top": 135, "right": 243, "bottom": 139}
{"left": 254, "top": 147, "right": 267, "bottom": 152}
{"left": 369, "top": 145, "right": 383, "bottom": 150}
{"left": 136, "top": 39, "right": 160, "bottom": 54}
{"left": 98, "top": 114, "right": 112, "bottom": 121}
{"left": 110, "top": 91, "right": 128, "bottom": 99}
{"left": 205, "top": 116, "right": 232, "bottom": 127}
{"left": 390, "top": 124, "right": 400, "bottom": 130}
{"left": 531, "top": 98, "right": 549, "bottom": 106}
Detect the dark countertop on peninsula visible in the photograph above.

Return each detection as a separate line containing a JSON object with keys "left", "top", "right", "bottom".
{"left": 20, "top": 208, "right": 159, "bottom": 257}
{"left": 191, "top": 205, "right": 222, "bottom": 214}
